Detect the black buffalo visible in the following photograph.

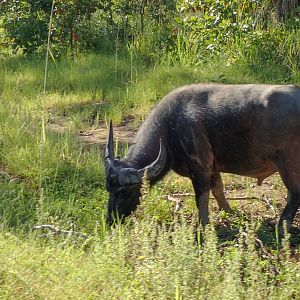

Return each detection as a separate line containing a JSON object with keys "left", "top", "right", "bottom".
{"left": 105, "top": 83, "right": 300, "bottom": 229}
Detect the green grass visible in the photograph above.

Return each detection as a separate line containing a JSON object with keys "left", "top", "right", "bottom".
{"left": 0, "top": 220, "right": 299, "bottom": 299}
{"left": 0, "top": 0, "right": 299, "bottom": 296}
{"left": 0, "top": 48, "right": 299, "bottom": 230}
{"left": 0, "top": 35, "right": 300, "bottom": 298}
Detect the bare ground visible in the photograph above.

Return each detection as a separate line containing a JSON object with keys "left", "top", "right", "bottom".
{"left": 79, "top": 120, "right": 136, "bottom": 146}
{"left": 48, "top": 115, "right": 137, "bottom": 146}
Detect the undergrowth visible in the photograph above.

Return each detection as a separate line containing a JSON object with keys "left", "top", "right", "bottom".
{"left": 0, "top": 219, "right": 299, "bottom": 299}
{"left": 0, "top": 17, "right": 299, "bottom": 297}
{"left": 0, "top": 1, "right": 300, "bottom": 299}
{"left": 0, "top": 48, "right": 299, "bottom": 231}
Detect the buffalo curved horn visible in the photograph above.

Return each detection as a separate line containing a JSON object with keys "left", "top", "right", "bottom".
{"left": 105, "top": 120, "right": 114, "bottom": 163}
{"left": 139, "top": 138, "right": 167, "bottom": 180}
{"left": 118, "top": 139, "right": 167, "bottom": 185}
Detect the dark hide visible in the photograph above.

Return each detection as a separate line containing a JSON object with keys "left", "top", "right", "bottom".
{"left": 105, "top": 83, "right": 300, "bottom": 229}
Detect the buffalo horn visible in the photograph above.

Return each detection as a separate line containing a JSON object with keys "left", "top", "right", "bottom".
{"left": 139, "top": 138, "right": 167, "bottom": 181}
{"left": 105, "top": 120, "right": 114, "bottom": 162}
{"left": 118, "top": 139, "right": 166, "bottom": 185}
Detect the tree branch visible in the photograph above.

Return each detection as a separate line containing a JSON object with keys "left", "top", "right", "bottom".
{"left": 33, "top": 224, "right": 90, "bottom": 239}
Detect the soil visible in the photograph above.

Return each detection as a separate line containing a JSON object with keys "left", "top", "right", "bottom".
{"left": 48, "top": 115, "right": 137, "bottom": 147}
{"left": 79, "top": 122, "right": 136, "bottom": 146}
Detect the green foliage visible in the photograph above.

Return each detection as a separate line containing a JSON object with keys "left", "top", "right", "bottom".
{"left": 0, "top": 2, "right": 299, "bottom": 294}
{"left": 162, "top": 0, "right": 299, "bottom": 71}
{"left": 175, "top": 0, "right": 259, "bottom": 57}
{"left": 0, "top": 49, "right": 299, "bottom": 232}
{"left": 75, "top": 0, "right": 176, "bottom": 64}
{"left": 0, "top": 180, "right": 37, "bottom": 229}
{"left": 1, "top": 1, "right": 48, "bottom": 54}
{"left": 238, "top": 27, "right": 300, "bottom": 82}
{"left": 0, "top": 0, "right": 99, "bottom": 55}
{"left": 0, "top": 1, "right": 299, "bottom": 297}
{"left": 0, "top": 0, "right": 299, "bottom": 70}
{"left": 0, "top": 0, "right": 177, "bottom": 57}
{"left": 50, "top": 0, "right": 99, "bottom": 56}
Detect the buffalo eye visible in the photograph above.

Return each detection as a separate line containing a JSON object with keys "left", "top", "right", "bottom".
{"left": 106, "top": 173, "right": 119, "bottom": 191}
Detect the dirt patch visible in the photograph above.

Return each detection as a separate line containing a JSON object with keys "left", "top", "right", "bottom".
{"left": 79, "top": 123, "right": 136, "bottom": 146}
{"left": 48, "top": 115, "right": 138, "bottom": 147}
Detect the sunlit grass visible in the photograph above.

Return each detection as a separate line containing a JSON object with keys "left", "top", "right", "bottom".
{"left": 0, "top": 48, "right": 299, "bottom": 232}
{"left": 0, "top": 219, "right": 299, "bottom": 299}
{"left": 0, "top": 3, "right": 299, "bottom": 295}
{"left": 0, "top": 31, "right": 299, "bottom": 299}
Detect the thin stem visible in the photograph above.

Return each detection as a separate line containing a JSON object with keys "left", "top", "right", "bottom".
{"left": 39, "top": 0, "right": 55, "bottom": 223}
{"left": 43, "top": 0, "right": 55, "bottom": 93}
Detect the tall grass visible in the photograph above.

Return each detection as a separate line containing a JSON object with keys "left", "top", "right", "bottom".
{"left": 0, "top": 46, "right": 299, "bottom": 231}
{"left": 0, "top": 220, "right": 299, "bottom": 299}
{"left": 0, "top": 14, "right": 299, "bottom": 299}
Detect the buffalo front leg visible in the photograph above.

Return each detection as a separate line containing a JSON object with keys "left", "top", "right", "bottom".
{"left": 179, "top": 126, "right": 214, "bottom": 227}
{"left": 211, "top": 171, "right": 231, "bottom": 212}
{"left": 189, "top": 169, "right": 212, "bottom": 228}
{"left": 196, "top": 190, "right": 210, "bottom": 228}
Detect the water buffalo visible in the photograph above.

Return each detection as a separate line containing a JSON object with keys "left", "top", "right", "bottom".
{"left": 105, "top": 83, "right": 300, "bottom": 229}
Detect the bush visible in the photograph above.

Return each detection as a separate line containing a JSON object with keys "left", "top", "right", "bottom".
{"left": 1, "top": 1, "right": 48, "bottom": 54}
{"left": 0, "top": 0, "right": 99, "bottom": 55}
{"left": 170, "top": 0, "right": 260, "bottom": 61}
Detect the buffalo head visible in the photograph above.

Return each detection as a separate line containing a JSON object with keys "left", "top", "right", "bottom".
{"left": 105, "top": 120, "right": 166, "bottom": 225}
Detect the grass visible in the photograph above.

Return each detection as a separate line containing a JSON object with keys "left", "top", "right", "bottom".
{"left": 0, "top": 219, "right": 299, "bottom": 299}
{"left": 0, "top": 33, "right": 300, "bottom": 297}
{"left": 1, "top": 52, "right": 296, "bottom": 232}
{"left": 0, "top": 47, "right": 299, "bottom": 229}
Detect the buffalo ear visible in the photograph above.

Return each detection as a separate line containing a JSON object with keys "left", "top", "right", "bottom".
{"left": 118, "top": 168, "right": 141, "bottom": 185}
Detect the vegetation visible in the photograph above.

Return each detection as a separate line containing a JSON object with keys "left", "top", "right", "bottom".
{"left": 1, "top": 221, "right": 300, "bottom": 299}
{"left": 0, "top": 0, "right": 300, "bottom": 298}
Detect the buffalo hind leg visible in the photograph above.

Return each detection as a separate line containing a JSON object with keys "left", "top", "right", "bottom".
{"left": 278, "top": 188, "right": 300, "bottom": 230}
{"left": 272, "top": 151, "right": 300, "bottom": 230}
{"left": 211, "top": 171, "right": 231, "bottom": 212}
